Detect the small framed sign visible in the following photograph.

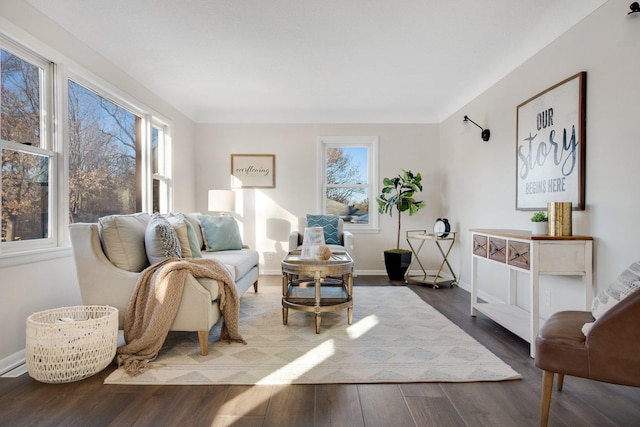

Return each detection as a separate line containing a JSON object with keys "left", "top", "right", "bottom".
{"left": 516, "top": 72, "right": 586, "bottom": 210}
{"left": 231, "top": 154, "right": 275, "bottom": 188}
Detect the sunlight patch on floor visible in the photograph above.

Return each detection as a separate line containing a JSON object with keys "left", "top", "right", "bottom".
{"left": 346, "top": 314, "right": 379, "bottom": 340}
{"left": 256, "top": 339, "right": 335, "bottom": 385}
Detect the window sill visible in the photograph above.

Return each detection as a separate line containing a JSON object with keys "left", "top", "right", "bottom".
{"left": 0, "top": 246, "right": 73, "bottom": 268}
{"left": 344, "top": 227, "right": 381, "bottom": 234}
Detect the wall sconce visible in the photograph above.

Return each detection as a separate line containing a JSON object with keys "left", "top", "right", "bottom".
{"left": 629, "top": 2, "right": 640, "bottom": 15}
{"left": 463, "top": 115, "right": 490, "bottom": 141}
{"left": 208, "top": 189, "right": 236, "bottom": 215}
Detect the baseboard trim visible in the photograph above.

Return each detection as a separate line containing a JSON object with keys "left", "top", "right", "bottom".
{"left": 0, "top": 349, "right": 25, "bottom": 377}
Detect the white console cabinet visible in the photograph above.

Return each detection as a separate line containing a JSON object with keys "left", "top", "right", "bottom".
{"left": 470, "top": 229, "right": 593, "bottom": 357}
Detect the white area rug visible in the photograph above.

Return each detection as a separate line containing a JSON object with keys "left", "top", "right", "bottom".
{"left": 104, "top": 285, "right": 521, "bottom": 385}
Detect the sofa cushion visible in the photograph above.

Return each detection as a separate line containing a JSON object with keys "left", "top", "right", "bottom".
{"left": 145, "top": 213, "right": 182, "bottom": 264}
{"left": 182, "top": 217, "right": 203, "bottom": 258}
{"left": 199, "top": 215, "right": 243, "bottom": 251}
{"left": 306, "top": 214, "right": 340, "bottom": 245}
{"left": 183, "top": 213, "right": 205, "bottom": 250}
{"left": 166, "top": 214, "right": 193, "bottom": 258}
{"left": 98, "top": 212, "right": 150, "bottom": 272}
{"left": 202, "top": 249, "right": 259, "bottom": 281}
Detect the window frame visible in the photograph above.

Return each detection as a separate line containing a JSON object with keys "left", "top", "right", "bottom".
{"left": 0, "top": 37, "right": 58, "bottom": 254}
{"left": 317, "top": 136, "right": 379, "bottom": 232}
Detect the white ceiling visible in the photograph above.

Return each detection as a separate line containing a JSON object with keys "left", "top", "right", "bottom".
{"left": 26, "top": 0, "right": 607, "bottom": 123}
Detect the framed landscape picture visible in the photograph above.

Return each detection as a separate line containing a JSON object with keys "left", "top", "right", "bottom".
{"left": 516, "top": 72, "right": 586, "bottom": 210}
{"left": 231, "top": 154, "right": 275, "bottom": 188}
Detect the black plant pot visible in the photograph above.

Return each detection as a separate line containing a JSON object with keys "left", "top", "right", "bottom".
{"left": 383, "top": 250, "right": 412, "bottom": 281}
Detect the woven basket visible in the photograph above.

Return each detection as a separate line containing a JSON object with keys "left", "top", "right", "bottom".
{"left": 25, "top": 305, "right": 118, "bottom": 383}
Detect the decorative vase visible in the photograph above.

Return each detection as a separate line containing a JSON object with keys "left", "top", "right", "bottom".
{"left": 532, "top": 221, "right": 548, "bottom": 235}
{"left": 548, "top": 202, "right": 572, "bottom": 236}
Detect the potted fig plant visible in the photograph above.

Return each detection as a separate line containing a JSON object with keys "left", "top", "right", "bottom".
{"left": 377, "top": 170, "right": 426, "bottom": 280}
{"left": 531, "top": 211, "right": 548, "bottom": 235}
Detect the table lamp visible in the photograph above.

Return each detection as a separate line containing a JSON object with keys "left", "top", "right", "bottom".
{"left": 208, "top": 190, "right": 235, "bottom": 216}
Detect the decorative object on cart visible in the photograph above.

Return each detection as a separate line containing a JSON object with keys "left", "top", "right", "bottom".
{"left": 25, "top": 305, "right": 118, "bottom": 383}
{"left": 547, "top": 201, "right": 572, "bottom": 236}
{"left": 463, "top": 115, "right": 490, "bottom": 141}
{"left": 530, "top": 211, "right": 548, "bottom": 235}
{"left": 516, "top": 72, "right": 586, "bottom": 211}
{"left": 376, "top": 170, "right": 426, "bottom": 280}
{"left": 433, "top": 218, "right": 450, "bottom": 238}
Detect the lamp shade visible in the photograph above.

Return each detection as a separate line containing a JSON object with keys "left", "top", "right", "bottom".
{"left": 208, "top": 190, "right": 236, "bottom": 214}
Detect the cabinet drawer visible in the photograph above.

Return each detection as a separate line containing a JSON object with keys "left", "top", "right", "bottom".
{"left": 508, "top": 241, "right": 531, "bottom": 270}
{"left": 472, "top": 234, "right": 488, "bottom": 257}
{"left": 488, "top": 238, "right": 506, "bottom": 263}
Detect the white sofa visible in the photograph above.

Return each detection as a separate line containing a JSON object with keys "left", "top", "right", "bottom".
{"left": 68, "top": 212, "right": 259, "bottom": 356}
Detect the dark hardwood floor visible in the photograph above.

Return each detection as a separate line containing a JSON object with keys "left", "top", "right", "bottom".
{"left": 2, "top": 275, "right": 639, "bottom": 426}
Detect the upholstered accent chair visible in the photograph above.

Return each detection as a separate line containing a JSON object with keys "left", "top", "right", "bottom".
{"left": 288, "top": 215, "right": 355, "bottom": 255}
{"left": 535, "top": 284, "right": 640, "bottom": 426}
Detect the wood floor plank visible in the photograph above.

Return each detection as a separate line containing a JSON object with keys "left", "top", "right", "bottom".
{"left": 315, "top": 384, "right": 364, "bottom": 427}
{"left": 357, "top": 384, "right": 415, "bottom": 427}
{"left": 405, "top": 396, "right": 467, "bottom": 427}
{"left": 218, "top": 384, "right": 273, "bottom": 416}
{"left": 263, "top": 384, "right": 316, "bottom": 427}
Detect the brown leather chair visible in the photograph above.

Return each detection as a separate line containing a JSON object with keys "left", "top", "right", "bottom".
{"left": 534, "top": 289, "right": 640, "bottom": 427}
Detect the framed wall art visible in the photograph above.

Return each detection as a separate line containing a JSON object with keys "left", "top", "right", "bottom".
{"left": 516, "top": 72, "right": 586, "bottom": 211}
{"left": 231, "top": 154, "right": 275, "bottom": 188}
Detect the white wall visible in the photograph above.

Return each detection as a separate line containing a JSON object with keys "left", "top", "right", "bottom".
{"left": 440, "top": 0, "right": 640, "bottom": 317}
{"left": 194, "top": 124, "right": 441, "bottom": 274}
{"left": 0, "top": 1, "right": 197, "bottom": 362}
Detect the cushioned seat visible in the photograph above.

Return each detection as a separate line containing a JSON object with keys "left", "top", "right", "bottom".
{"left": 202, "top": 249, "right": 260, "bottom": 286}
{"left": 534, "top": 264, "right": 640, "bottom": 427}
{"left": 289, "top": 215, "right": 355, "bottom": 255}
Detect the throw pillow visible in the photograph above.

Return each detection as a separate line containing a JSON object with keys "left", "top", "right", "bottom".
{"left": 98, "top": 212, "right": 150, "bottom": 272}
{"left": 183, "top": 217, "right": 203, "bottom": 258}
{"left": 145, "top": 213, "right": 182, "bottom": 264}
{"left": 306, "top": 214, "right": 341, "bottom": 245}
{"left": 183, "top": 212, "right": 205, "bottom": 250}
{"left": 166, "top": 214, "right": 192, "bottom": 258}
{"left": 582, "top": 261, "right": 640, "bottom": 335}
{"left": 198, "top": 215, "right": 243, "bottom": 251}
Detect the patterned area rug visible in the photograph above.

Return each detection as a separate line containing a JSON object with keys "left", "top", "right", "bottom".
{"left": 104, "top": 285, "right": 521, "bottom": 385}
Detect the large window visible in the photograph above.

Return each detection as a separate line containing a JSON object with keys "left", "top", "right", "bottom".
{"left": 68, "top": 80, "right": 141, "bottom": 222}
{"left": 1, "top": 44, "right": 55, "bottom": 248}
{"left": 318, "top": 136, "right": 378, "bottom": 231}
{"left": 0, "top": 33, "right": 171, "bottom": 257}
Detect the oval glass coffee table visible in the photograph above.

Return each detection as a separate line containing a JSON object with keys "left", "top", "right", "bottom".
{"left": 281, "top": 250, "right": 354, "bottom": 333}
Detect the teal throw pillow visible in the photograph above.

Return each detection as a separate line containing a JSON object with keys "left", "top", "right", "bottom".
{"left": 306, "top": 214, "right": 341, "bottom": 245}
{"left": 198, "top": 215, "right": 243, "bottom": 251}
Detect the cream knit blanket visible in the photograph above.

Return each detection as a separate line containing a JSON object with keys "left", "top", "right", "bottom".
{"left": 116, "top": 257, "right": 246, "bottom": 376}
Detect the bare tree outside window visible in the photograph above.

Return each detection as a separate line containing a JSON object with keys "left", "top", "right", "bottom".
{"left": 68, "top": 80, "right": 140, "bottom": 223}
{"left": 324, "top": 147, "right": 369, "bottom": 223}
{"left": 1, "top": 49, "right": 49, "bottom": 242}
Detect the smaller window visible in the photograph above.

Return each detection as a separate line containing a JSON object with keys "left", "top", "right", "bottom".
{"left": 319, "top": 136, "right": 378, "bottom": 231}
{"left": 151, "top": 122, "right": 171, "bottom": 213}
